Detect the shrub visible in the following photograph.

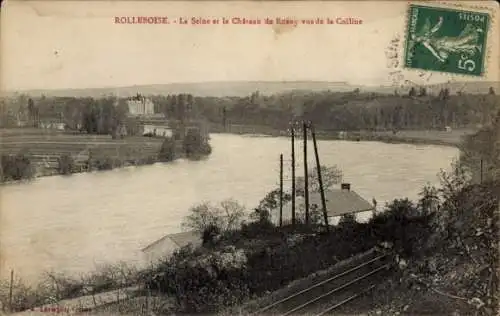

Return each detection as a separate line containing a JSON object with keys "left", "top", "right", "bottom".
{"left": 158, "top": 137, "right": 176, "bottom": 162}
{"left": 240, "top": 220, "right": 277, "bottom": 240}
{"left": 92, "top": 157, "right": 115, "bottom": 171}
{"left": 0, "top": 154, "right": 34, "bottom": 182}
{"left": 368, "top": 198, "right": 433, "bottom": 258}
{"left": 57, "top": 154, "right": 75, "bottom": 175}
{"left": 202, "top": 224, "right": 222, "bottom": 247}
{"left": 146, "top": 245, "right": 249, "bottom": 313}
{"left": 183, "top": 128, "right": 212, "bottom": 159}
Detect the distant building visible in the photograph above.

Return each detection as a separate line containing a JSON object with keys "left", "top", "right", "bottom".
{"left": 127, "top": 94, "right": 155, "bottom": 116}
{"left": 40, "top": 121, "right": 65, "bottom": 130}
{"left": 142, "top": 231, "right": 202, "bottom": 264}
{"left": 142, "top": 124, "right": 173, "bottom": 137}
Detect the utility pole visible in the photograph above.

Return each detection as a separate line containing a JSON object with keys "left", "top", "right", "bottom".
{"left": 480, "top": 158, "right": 484, "bottom": 184}
{"left": 222, "top": 106, "right": 227, "bottom": 132}
{"left": 311, "top": 124, "right": 330, "bottom": 231}
{"left": 291, "top": 125, "right": 296, "bottom": 226}
{"left": 280, "top": 154, "right": 284, "bottom": 227}
{"left": 9, "top": 270, "right": 13, "bottom": 312}
{"left": 303, "top": 121, "right": 310, "bottom": 224}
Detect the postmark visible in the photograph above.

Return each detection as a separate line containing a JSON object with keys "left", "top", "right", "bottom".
{"left": 404, "top": 3, "right": 490, "bottom": 77}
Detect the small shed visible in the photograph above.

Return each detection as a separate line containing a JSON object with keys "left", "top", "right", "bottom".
{"left": 142, "top": 230, "right": 202, "bottom": 264}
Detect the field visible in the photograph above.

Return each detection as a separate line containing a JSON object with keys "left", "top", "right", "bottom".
{"left": 0, "top": 128, "right": 165, "bottom": 175}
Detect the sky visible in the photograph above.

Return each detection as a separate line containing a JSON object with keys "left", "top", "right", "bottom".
{"left": 1, "top": 1, "right": 498, "bottom": 91}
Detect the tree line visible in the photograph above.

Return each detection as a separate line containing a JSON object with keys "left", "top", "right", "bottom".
{"left": 1, "top": 87, "right": 498, "bottom": 133}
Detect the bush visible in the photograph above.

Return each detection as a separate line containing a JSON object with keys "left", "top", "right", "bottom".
{"left": 183, "top": 128, "right": 212, "bottom": 159}
{"left": 0, "top": 154, "right": 34, "bottom": 182}
{"left": 182, "top": 199, "right": 246, "bottom": 233}
{"left": 146, "top": 245, "right": 249, "bottom": 313}
{"left": 368, "top": 199, "right": 434, "bottom": 258}
{"left": 158, "top": 137, "right": 176, "bottom": 162}
{"left": 0, "top": 263, "right": 140, "bottom": 312}
{"left": 91, "top": 157, "right": 119, "bottom": 171}
{"left": 57, "top": 154, "right": 75, "bottom": 175}
{"left": 240, "top": 220, "right": 277, "bottom": 240}
{"left": 202, "top": 224, "right": 222, "bottom": 247}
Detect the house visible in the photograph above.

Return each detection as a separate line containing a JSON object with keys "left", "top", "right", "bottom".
{"left": 309, "top": 183, "right": 375, "bottom": 222}
{"left": 40, "top": 121, "right": 65, "bottom": 130}
{"left": 142, "top": 230, "right": 202, "bottom": 264}
{"left": 271, "top": 183, "right": 375, "bottom": 225}
{"left": 142, "top": 123, "right": 173, "bottom": 137}
{"left": 127, "top": 94, "right": 155, "bottom": 116}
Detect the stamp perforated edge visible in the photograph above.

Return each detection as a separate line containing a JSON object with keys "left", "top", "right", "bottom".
{"left": 401, "top": 1, "right": 498, "bottom": 80}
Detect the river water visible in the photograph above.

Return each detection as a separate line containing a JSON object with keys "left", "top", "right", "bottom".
{"left": 0, "top": 134, "right": 458, "bottom": 283}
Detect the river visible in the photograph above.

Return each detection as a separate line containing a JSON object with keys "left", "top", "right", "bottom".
{"left": 0, "top": 134, "right": 458, "bottom": 283}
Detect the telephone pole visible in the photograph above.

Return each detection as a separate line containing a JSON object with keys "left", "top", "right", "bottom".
{"left": 311, "top": 124, "right": 329, "bottom": 231}
{"left": 291, "top": 126, "right": 296, "bottom": 226}
{"left": 303, "top": 122, "right": 310, "bottom": 224}
{"left": 280, "top": 154, "right": 284, "bottom": 227}
{"left": 222, "top": 106, "right": 227, "bottom": 132}
{"left": 480, "top": 158, "right": 484, "bottom": 184}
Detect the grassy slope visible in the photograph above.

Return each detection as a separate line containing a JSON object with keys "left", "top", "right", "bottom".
{"left": 0, "top": 129, "right": 164, "bottom": 176}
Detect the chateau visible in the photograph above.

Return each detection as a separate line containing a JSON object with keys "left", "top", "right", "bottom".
{"left": 127, "top": 94, "right": 154, "bottom": 116}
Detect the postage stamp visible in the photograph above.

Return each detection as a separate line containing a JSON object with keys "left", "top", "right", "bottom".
{"left": 404, "top": 3, "right": 490, "bottom": 77}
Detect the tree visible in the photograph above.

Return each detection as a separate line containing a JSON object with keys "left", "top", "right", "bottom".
{"left": 182, "top": 199, "right": 246, "bottom": 233}
{"left": 158, "top": 137, "right": 176, "bottom": 162}
{"left": 251, "top": 188, "right": 292, "bottom": 223}
{"left": 183, "top": 128, "right": 211, "bottom": 158}
{"left": 408, "top": 87, "right": 417, "bottom": 97}
{"left": 296, "top": 165, "right": 343, "bottom": 194}
{"left": 57, "top": 154, "right": 75, "bottom": 175}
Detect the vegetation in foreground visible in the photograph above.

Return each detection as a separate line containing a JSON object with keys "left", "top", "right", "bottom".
{"left": 1, "top": 113, "right": 498, "bottom": 315}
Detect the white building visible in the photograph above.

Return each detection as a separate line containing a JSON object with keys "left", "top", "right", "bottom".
{"left": 127, "top": 96, "right": 155, "bottom": 116}
{"left": 142, "top": 231, "right": 202, "bottom": 264}
{"left": 142, "top": 124, "right": 173, "bottom": 137}
{"left": 40, "top": 121, "right": 65, "bottom": 130}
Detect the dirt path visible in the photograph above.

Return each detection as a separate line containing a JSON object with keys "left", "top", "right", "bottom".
{"left": 10, "top": 286, "right": 139, "bottom": 316}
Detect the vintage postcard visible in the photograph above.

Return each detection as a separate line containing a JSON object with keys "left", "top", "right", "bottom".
{"left": 1, "top": 1, "right": 499, "bottom": 315}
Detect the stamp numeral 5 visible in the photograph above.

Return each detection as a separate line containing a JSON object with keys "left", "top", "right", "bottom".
{"left": 458, "top": 55, "right": 476, "bottom": 72}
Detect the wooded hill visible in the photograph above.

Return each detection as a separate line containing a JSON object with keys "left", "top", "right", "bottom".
{"left": 1, "top": 83, "right": 499, "bottom": 133}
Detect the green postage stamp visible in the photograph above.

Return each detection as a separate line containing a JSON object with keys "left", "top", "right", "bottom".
{"left": 404, "top": 3, "right": 490, "bottom": 76}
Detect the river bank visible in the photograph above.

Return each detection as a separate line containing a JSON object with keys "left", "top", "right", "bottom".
{"left": 0, "top": 129, "right": 211, "bottom": 183}
{"left": 209, "top": 123, "right": 477, "bottom": 147}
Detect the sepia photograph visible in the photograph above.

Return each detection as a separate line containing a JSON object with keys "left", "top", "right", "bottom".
{"left": 0, "top": 1, "right": 499, "bottom": 315}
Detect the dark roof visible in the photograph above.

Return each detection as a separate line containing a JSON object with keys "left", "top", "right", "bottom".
{"left": 142, "top": 230, "right": 201, "bottom": 252}
{"left": 309, "top": 189, "right": 374, "bottom": 217}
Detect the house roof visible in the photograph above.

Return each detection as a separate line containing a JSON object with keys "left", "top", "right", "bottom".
{"left": 142, "top": 230, "right": 202, "bottom": 253}
{"left": 309, "top": 189, "right": 374, "bottom": 217}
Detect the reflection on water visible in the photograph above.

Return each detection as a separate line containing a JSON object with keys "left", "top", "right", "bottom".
{"left": 0, "top": 134, "right": 458, "bottom": 282}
